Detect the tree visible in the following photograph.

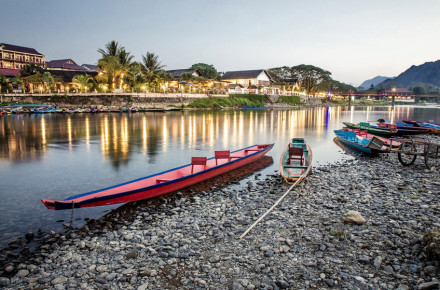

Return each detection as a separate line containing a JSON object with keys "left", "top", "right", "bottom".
{"left": 291, "top": 64, "right": 332, "bottom": 95}
{"left": 190, "top": 63, "right": 219, "bottom": 79}
{"left": 41, "top": 72, "right": 55, "bottom": 92}
{"left": 139, "top": 52, "right": 166, "bottom": 89}
{"left": 98, "top": 55, "right": 123, "bottom": 90}
{"left": 0, "top": 74, "right": 11, "bottom": 93}
{"left": 98, "top": 40, "right": 121, "bottom": 58}
{"left": 73, "top": 74, "right": 93, "bottom": 93}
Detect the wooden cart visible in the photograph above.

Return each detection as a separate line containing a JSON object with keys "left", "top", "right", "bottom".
{"left": 390, "top": 139, "right": 440, "bottom": 168}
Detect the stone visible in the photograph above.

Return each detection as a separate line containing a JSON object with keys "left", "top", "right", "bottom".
{"left": 16, "top": 269, "right": 29, "bottom": 277}
{"left": 125, "top": 251, "right": 138, "bottom": 259}
{"left": 5, "top": 265, "right": 14, "bottom": 273}
{"left": 343, "top": 211, "right": 366, "bottom": 225}
{"left": 373, "top": 256, "right": 382, "bottom": 269}
{"left": 51, "top": 276, "right": 68, "bottom": 285}
{"left": 424, "top": 266, "right": 438, "bottom": 276}
{"left": 418, "top": 281, "right": 440, "bottom": 290}
{"left": 423, "top": 227, "right": 440, "bottom": 258}
{"left": 0, "top": 277, "right": 10, "bottom": 287}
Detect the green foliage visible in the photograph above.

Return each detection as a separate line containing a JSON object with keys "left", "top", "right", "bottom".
{"left": 229, "top": 94, "right": 266, "bottom": 105}
{"left": 279, "top": 95, "right": 302, "bottom": 105}
{"left": 0, "top": 74, "right": 11, "bottom": 93}
{"left": 190, "top": 63, "right": 219, "bottom": 80}
{"left": 187, "top": 95, "right": 267, "bottom": 108}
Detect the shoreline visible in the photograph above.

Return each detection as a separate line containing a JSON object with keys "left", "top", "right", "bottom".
{"left": 1, "top": 135, "right": 439, "bottom": 289}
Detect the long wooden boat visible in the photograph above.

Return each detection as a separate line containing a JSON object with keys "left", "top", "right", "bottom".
{"left": 376, "top": 122, "right": 430, "bottom": 135}
{"left": 343, "top": 122, "right": 397, "bottom": 136}
{"left": 402, "top": 120, "right": 440, "bottom": 134}
{"left": 334, "top": 130, "right": 389, "bottom": 154}
{"left": 279, "top": 138, "right": 312, "bottom": 184}
{"left": 42, "top": 144, "right": 274, "bottom": 210}
{"left": 341, "top": 128, "right": 401, "bottom": 147}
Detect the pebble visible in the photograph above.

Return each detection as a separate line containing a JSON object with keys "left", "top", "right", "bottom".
{"left": 1, "top": 146, "right": 440, "bottom": 289}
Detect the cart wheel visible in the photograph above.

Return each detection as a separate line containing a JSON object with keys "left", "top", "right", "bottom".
{"left": 398, "top": 142, "right": 417, "bottom": 166}
{"left": 424, "top": 144, "right": 436, "bottom": 168}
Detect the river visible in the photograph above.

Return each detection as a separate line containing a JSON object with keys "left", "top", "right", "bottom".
{"left": 0, "top": 105, "right": 438, "bottom": 247}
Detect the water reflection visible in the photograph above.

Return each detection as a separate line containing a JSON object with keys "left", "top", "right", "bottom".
{"left": 0, "top": 106, "right": 438, "bottom": 167}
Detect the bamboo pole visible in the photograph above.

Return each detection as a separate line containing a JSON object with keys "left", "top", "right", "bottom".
{"left": 239, "top": 176, "right": 304, "bottom": 239}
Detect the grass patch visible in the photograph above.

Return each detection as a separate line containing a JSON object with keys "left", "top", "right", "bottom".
{"left": 328, "top": 229, "right": 349, "bottom": 240}
{"left": 187, "top": 96, "right": 266, "bottom": 108}
{"left": 279, "top": 95, "right": 302, "bottom": 105}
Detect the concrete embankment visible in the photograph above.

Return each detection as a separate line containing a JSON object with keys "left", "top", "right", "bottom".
{"left": 1, "top": 93, "right": 210, "bottom": 108}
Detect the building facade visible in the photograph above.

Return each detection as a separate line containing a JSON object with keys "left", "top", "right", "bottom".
{"left": 0, "top": 43, "right": 45, "bottom": 70}
{"left": 221, "top": 69, "right": 279, "bottom": 94}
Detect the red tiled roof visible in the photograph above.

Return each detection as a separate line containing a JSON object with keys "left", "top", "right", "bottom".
{"left": 0, "top": 68, "right": 20, "bottom": 77}
{"left": 0, "top": 43, "right": 44, "bottom": 56}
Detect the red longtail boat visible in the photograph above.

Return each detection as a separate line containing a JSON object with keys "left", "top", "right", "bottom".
{"left": 42, "top": 144, "right": 274, "bottom": 210}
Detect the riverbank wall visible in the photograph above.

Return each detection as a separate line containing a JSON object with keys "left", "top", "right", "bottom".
{"left": 0, "top": 93, "right": 324, "bottom": 108}
{"left": 0, "top": 93, "right": 213, "bottom": 108}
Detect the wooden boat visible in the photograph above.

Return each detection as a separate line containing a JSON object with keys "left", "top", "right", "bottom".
{"left": 334, "top": 130, "right": 389, "bottom": 154}
{"left": 402, "top": 120, "right": 440, "bottom": 134}
{"left": 42, "top": 144, "right": 274, "bottom": 210}
{"left": 376, "top": 122, "right": 430, "bottom": 135}
{"left": 343, "top": 122, "right": 397, "bottom": 136}
{"left": 279, "top": 138, "right": 312, "bottom": 184}
{"left": 341, "top": 128, "right": 401, "bottom": 147}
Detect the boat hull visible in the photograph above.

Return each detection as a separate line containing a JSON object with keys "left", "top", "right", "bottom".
{"left": 279, "top": 138, "right": 312, "bottom": 184}
{"left": 42, "top": 144, "right": 274, "bottom": 210}
{"left": 343, "top": 122, "right": 396, "bottom": 136}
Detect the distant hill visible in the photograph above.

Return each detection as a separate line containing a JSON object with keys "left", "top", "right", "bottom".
{"left": 358, "top": 76, "right": 392, "bottom": 90}
{"left": 377, "top": 60, "right": 440, "bottom": 89}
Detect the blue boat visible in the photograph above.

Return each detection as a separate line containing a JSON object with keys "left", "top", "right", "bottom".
{"left": 334, "top": 130, "right": 389, "bottom": 154}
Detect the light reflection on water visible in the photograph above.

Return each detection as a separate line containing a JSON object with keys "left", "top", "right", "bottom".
{"left": 0, "top": 105, "right": 438, "bottom": 246}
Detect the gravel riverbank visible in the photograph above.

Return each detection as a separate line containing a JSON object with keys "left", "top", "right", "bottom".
{"left": 1, "top": 136, "right": 440, "bottom": 289}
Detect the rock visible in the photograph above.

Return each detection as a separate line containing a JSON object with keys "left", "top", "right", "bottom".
{"left": 5, "top": 265, "right": 14, "bottom": 273}
{"left": 275, "top": 280, "right": 289, "bottom": 289}
{"left": 51, "top": 276, "right": 67, "bottom": 285}
{"left": 343, "top": 211, "right": 366, "bottom": 225}
{"left": 138, "top": 282, "right": 149, "bottom": 290}
{"left": 0, "top": 277, "right": 10, "bottom": 287}
{"left": 16, "top": 269, "right": 29, "bottom": 277}
{"left": 424, "top": 266, "right": 438, "bottom": 276}
{"left": 125, "top": 251, "right": 138, "bottom": 259}
{"left": 418, "top": 281, "right": 440, "bottom": 290}
{"left": 374, "top": 256, "right": 383, "bottom": 269}
{"left": 95, "top": 278, "right": 108, "bottom": 284}
{"left": 423, "top": 227, "right": 440, "bottom": 258}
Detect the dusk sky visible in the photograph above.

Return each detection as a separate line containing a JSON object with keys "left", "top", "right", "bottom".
{"left": 1, "top": 0, "right": 439, "bottom": 86}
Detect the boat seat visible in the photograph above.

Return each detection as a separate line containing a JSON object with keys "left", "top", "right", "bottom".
{"left": 288, "top": 146, "right": 304, "bottom": 165}
{"left": 344, "top": 131, "right": 357, "bottom": 142}
{"left": 215, "top": 150, "right": 230, "bottom": 165}
{"left": 156, "top": 179, "right": 170, "bottom": 184}
{"left": 359, "top": 138, "right": 370, "bottom": 146}
{"left": 284, "top": 165, "right": 309, "bottom": 169}
{"left": 191, "top": 157, "right": 207, "bottom": 174}
{"left": 358, "top": 130, "right": 368, "bottom": 137}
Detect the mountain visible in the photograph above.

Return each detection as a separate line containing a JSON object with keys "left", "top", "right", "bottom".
{"left": 377, "top": 60, "right": 440, "bottom": 89}
{"left": 358, "top": 76, "right": 392, "bottom": 90}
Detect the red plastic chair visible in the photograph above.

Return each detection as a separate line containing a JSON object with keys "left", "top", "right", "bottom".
{"left": 288, "top": 146, "right": 304, "bottom": 165}
{"left": 215, "top": 150, "right": 230, "bottom": 165}
{"left": 191, "top": 157, "right": 207, "bottom": 174}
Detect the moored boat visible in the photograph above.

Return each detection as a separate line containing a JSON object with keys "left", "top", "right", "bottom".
{"left": 334, "top": 130, "right": 389, "bottom": 154}
{"left": 402, "top": 120, "right": 440, "bottom": 134}
{"left": 279, "top": 138, "right": 312, "bottom": 184}
{"left": 42, "top": 144, "right": 274, "bottom": 210}
{"left": 343, "top": 122, "right": 397, "bottom": 136}
{"left": 342, "top": 128, "right": 401, "bottom": 147}
{"left": 376, "top": 122, "right": 430, "bottom": 135}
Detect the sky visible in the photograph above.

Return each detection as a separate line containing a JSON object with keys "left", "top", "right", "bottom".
{"left": 1, "top": 0, "right": 439, "bottom": 86}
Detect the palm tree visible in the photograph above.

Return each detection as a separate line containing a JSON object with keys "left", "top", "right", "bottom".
{"left": 97, "top": 40, "right": 122, "bottom": 58}
{"left": 73, "top": 74, "right": 93, "bottom": 93}
{"left": 98, "top": 56, "right": 123, "bottom": 90}
{"left": 139, "top": 52, "right": 166, "bottom": 89}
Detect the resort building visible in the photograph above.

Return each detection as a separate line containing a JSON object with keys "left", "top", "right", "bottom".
{"left": 46, "top": 59, "right": 86, "bottom": 71}
{"left": 81, "top": 64, "right": 99, "bottom": 72}
{"left": 0, "top": 43, "right": 45, "bottom": 77}
{"left": 221, "top": 69, "right": 279, "bottom": 95}
{"left": 167, "top": 69, "right": 201, "bottom": 79}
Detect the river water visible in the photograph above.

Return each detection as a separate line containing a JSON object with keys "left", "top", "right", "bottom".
{"left": 0, "top": 105, "right": 439, "bottom": 247}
